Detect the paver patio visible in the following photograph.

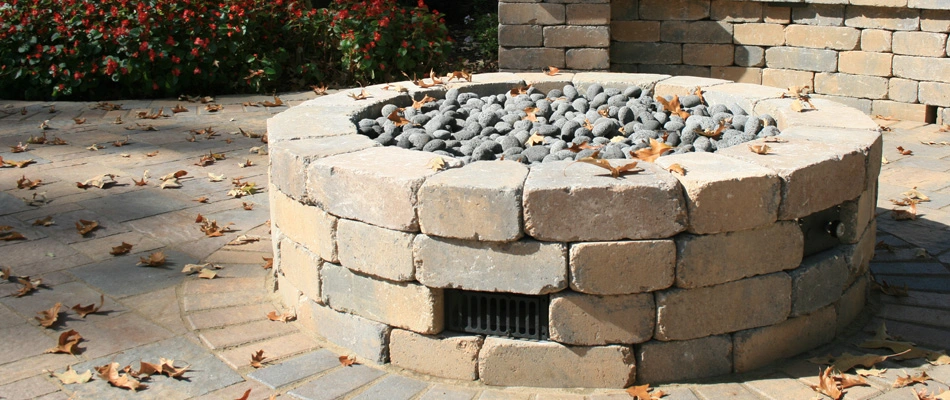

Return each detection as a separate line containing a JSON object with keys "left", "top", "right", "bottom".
{"left": 0, "top": 92, "right": 947, "bottom": 399}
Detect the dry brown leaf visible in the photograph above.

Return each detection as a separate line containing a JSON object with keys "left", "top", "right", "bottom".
{"left": 893, "top": 208, "right": 918, "bottom": 221}
{"left": 339, "top": 355, "right": 357, "bottom": 367}
{"left": 667, "top": 163, "right": 686, "bottom": 176}
{"left": 387, "top": 109, "right": 411, "bottom": 127}
{"left": 238, "top": 159, "right": 254, "bottom": 168}
{"left": 109, "top": 241, "right": 134, "bottom": 256}
{"left": 0, "top": 227, "right": 27, "bottom": 241}
{"left": 810, "top": 367, "right": 844, "bottom": 400}
{"left": 261, "top": 257, "right": 274, "bottom": 270}
{"left": 809, "top": 351, "right": 907, "bottom": 373}
{"left": 411, "top": 94, "right": 437, "bottom": 110}
{"left": 76, "top": 219, "right": 99, "bottom": 236}
{"left": 837, "top": 374, "right": 869, "bottom": 389}
{"left": 267, "top": 310, "right": 296, "bottom": 322}
{"left": 197, "top": 269, "right": 218, "bottom": 279}
{"left": 902, "top": 187, "right": 930, "bottom": 202}
{"left": 874, "top": 280, "right": 909, "bottom": 297}
{"left": 28, "top": 132, "right": 48, "bottom": 144}
{"left": 5, "top": 158, "right": 35, "bottom": 168}
{"left": 698, "top": 120, "right": 728, "bottom": 138}
{"left": 748, "top": 144, "right": 771, "bottom": 155}
{"left": 894, "top": 371, "right": 931, "bottom": 388}
{"left": 928, "top": 351, "right": 950, "bottom": 365}
{"left": 36, "top": 302, "right": 62, "bottom": 328}
{"left": 14, "top": 276, "right": 41, "bottom": 296}
{"left": 72, "top": 294, "right": 105, "bottom": 318}
{"left": 92, "top": 101, "right": 122, "bottom": 111}
{"left": 172, "top": 104, "right": 189, "bottom": 113}
{"left": 633, "top": 138, "right": 674, "bottom": 162}
{"left": 97, "top": 362, "right": 147, "bottom": 391}
{"left": 655, "top": 95, "right": 691, "bottom": 120}
{"left": 112, "top": 136, "right": 131, "bottom": 147}
{"left": 626, "top": 383, "right": 666, "bottom": 400}
{"left": 10, "top": 142, "right": 29, "bottom": 153}
{"left": 897, "top": 146, "right": 913, "bottom": 155}
{"left": 51, "top": 365, "right": 92, "bottom": 384}
{"left": 1, "top": 266, "right": 10, "bottom": 280}
{"left": 77, "top": 174, "right": 118, "bottom": 190}
{"left": 45, "top": 329, "right": 82, "bottom": 354}
{"left": 199, "top": 219, "right": 235, "bottom": 237}
{"left": 242, "top": 202, "right": 255, "bottom": 211}
{"left": 250, "top": 350, "right": 267, "bottom": 368}
{"left": 544, "top": 66, "right": 560, "bottom": 76}
{"left": 574, "top": 158, "right": 643, "bottom": 178}
{"left": 347, "top": 88, "right": 370, "bottom": 100}
{"left": 74, "top": 117, "right": 86, "bottom": 124}
{"left": 261, "top": 95, "right": 284, "bottom": 107}
{"left": 509, "top": 84, "right": 532, "bottom": 97}
{"left": 16, "top": 175, "right": 42, "bottom": 189}
{"left": 206, "top": 104, "right": 223, "bottom": 112}
{"left": 138, "top": 251, "right": 166, "bottom": 267}
{"left": 856, "top": 368, "right": 887, "bottom": 377}
{"left": 87, "top": 143, "right": 104, "bottom": 151}
{"left": 524, "top": 107, "right": 540, "bottom": 122}
{"left": 525, "top": 132, "right": 545, "bottom": 147}
{"left": 312, "top": 84, "right": 329, "bottom": 95}
{"left": 447, "top": 70, "right": 473, "bottom": 82}
{"left": 228, "top": 235, "right": 262, "bottom": 246}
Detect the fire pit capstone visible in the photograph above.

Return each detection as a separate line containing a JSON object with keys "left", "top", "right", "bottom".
{"left": 267, "top": 72, "right": 881, "bottom": 388}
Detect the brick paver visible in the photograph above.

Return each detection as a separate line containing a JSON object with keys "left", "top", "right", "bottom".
{"left": 0, "top": 93, "right": 947, "bottom": 399}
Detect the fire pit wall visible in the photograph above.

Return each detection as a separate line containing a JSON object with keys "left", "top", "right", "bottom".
{"left": 267, "top": 73, "right": 881, "bottom": 388}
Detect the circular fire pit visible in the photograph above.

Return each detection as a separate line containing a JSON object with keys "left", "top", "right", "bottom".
{"left": 266, "top": 73, "right": 881, "bottom": 388}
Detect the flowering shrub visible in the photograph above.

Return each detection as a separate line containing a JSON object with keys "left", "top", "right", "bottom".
{"left": 0, "top": 0, "right": 451, "bottom": 100}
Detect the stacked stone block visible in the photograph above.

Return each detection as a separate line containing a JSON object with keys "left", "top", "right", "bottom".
{"left": 268, "top": 73, "right": 880, "bottom": 388}
{"left": 499, "top": 0, "right": 611, "bottom": 71}
{"left": 499, "top": 0, "right": 950, "bottom": 123}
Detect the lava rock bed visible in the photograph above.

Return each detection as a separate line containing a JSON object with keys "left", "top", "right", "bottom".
{"left": 355, "top": 83, "right": 783, "bottom": 165}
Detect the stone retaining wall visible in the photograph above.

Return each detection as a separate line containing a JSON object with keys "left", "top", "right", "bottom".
{"left": 498, "top": 0, "right": 950, "bottom": 124}
{"left": 267, "top": 72, "right": 881, "bottom": 388}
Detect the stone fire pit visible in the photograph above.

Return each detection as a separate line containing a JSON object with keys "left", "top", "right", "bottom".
{"left": 266, "top": 73, "right": 881, "bottom": 388}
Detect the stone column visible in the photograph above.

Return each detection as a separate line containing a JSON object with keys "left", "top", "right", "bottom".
{"left": 498, "top": 0, "right": 610, "bottom": 71}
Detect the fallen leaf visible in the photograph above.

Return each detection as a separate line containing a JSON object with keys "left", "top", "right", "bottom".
{"left": 75, "top": 219, "right": 99, "bottom": 236}
{"left": 16, "top": 175, "right": 42, "bottom": 189}
{"left": 339, "top": 355, "right": 357, "bottom": 367}
{"left": 573, "top": 157, "right": 643, "bottom": 178}
{"left": 160, "top": 178, "right": 182, "bottom": 189}
{"left": 667, "top": 164, "right": 686, "bottom": 176}
{"left": 387, "top": 110, "right": 410, "bottom": 127}
{"left": 5, "top": 158, "right": 35, "bottom": 168}
{"left": 206, "top": 104, "right": 223, "bottom": 112}
{"left": 181, "top": 263, "right": 212, "bottom": 274}
{"left": 14, "top": 276, "right": 41, "bottom": 296}
{"left": 567, "top": 142, "right": 603, "bottom": 153}
{"left": 92, "top": 102, "right": 122, "bottom": 111}
{"left": 52, "top": 365, "right": 92, "bottom": 384}
{"left": 447, "top": 70, "right": 472, "bottom": 82}
{"left": 172, "top": 104, "right": 189, "bottom": 113}
{"left": 50, "top": 136, "right": 67, "bottom": 145}
{"left": 809, "top": 367, "right": 844, "bottom": 400}
{"left": 525, "top": 132, "right": 545, "bottom": 147}
{"left": 928, "top": 351, "right": 950, "bottom": 365}
{"left": 250, "top": 350, "right": 267, "bottom": 368}
{"left": 838, "top": 374, "right": 869, "bottom": 389}
{"left": 125, "top": 123, "right": 157, "bottom": 131}
{"left": 35, "top": 302, "right": 62, "bottom": 328}
{"left": 855, "top": 368, "right": 887, "bottom": 377}
{"left": 655, "top": 95, "right": 690, "bottom": 120}
{"left": 198, "top": 269, "right": 217, "bottom": 279}
{"left": 267, "top": 310, "right": 296, "bottom": 322}
{"left": 1, "top": 266, "right": 10, "bottom": 280}
{"left": 199, "top": 219, "right": 234, "bottom": 237}
{"left": 159, "top": 358, "right": 189, "bottom": 379}
{"left": 626, "top": 383, "right": 666, "bottom": 400}
{"left": 411, "top": 94, "right": 436, "bottom": 110}
{"left": 208, "top": 173, "right": 226, "bottom": 182}
{"left": 894, "top": 371, "right": 931, "bottom": 388}
{"left": 901, "top": 187, "right": 930, "bottom": 202}
{"left": 262, "top": 257, "right": 274, "bottom": 269}
{"left": 145, "top": 150, "right": 160, "bottom": 157}
{"left": 544, "top": 66, "right": 560, "bottom": 76}
{"left": 524, "top": 107, "right": 540, "bottom": 123}
{"left": 10, "top": 142, "right": 29, "bottom": 153}
{"left": 38, "top": 120, "right": 49, "bottom": 130}
{"left": 228, "top": 235, "right": 261, "bottom": 246}
{"left": 195, "top": 154, "right": 216, "bottom": 167}
{"left": 72, "top": 294, "right": 105, "bottom": 317}
{"left": 748, "top": 144, "right": 771, "bottom": 155}
{"left": 73, "top": 117, "right": 86, "bottom": 124}
{"left": 77, "top": 174, "right": 118, "bottom": 189}
{"left": 238, "top": 159, "right": 254, "bottom": 168}
{"left": 0, "top": 227, "right": 27, "bottom": 241}
{"left": 86, "top": 143, "right": 104, "bottom": 151}
{"left": 312, "top": 84, "right": 329, "bottom": 95}
{"left": 97, "top": 362, "right": 147, "bottom": 391}
{"left": 242, "top": 202, "right": 255, "bottom": 210}
{"left": 874, "top": 280, "right": 909, "bottom": 297}
{"left": 129, "top": 361, "right": 163, "bottom": 378}
{"left": 897, "top": 146, "right": 913, "bottom": 155}
{"left": 112, "top": 136, "right": 131, "bottom": 147}
{"left": 110, "top": 242, "right": 134, "bottom": 256}
{"left": 509, "top": 84, "right": 531, "bottom": 97}
{"left": 893, "top": 209, "right": 918, "bottom": 221}
{"left": 137, "top": 251, "right": 166, "bottom": 267}
{"left": 45, "top": 329, "right": 82, "bottom": 354}
{"left": 633, "top": 138, "right": 674, "bottom": 162}
{"left": 28, "top": 132, "right": 48, "bottom": 144}
{"left": 347, "top": 88, "right": 370, "bottom": 100}
{"left": 698, "top": 120, "right": 728, "bottom": 138}
{"left": 194, "top": 196, "right": 210, "bottom": 203}
{"left": 809, "top": 351, "right": 907, "bottom": 373}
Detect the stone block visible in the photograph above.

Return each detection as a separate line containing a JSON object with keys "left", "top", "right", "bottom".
{"left": 308, "top": 147, "right": 443, "bottom": 232}
{"left": 523, "top": 160, "right": 686, "bottom": 242}
{"left": 763, "top": 69, "right": 815, "bottom": 91}
{"left": 791, "top": 4, "right": 845, "bottom": 26}
{"left": 569, "top": 240, "right": 675, "bottom": 295}
{"left": 688, "top": 21, "right": 735, "bottom": 44}
{"left": 499, "top": 25, "right": 543, "bottom": 47}
{"left": 478, "top": 338, "right": 635, "bottom": 388}
{"left": 894, "top": 55, "right": 950, "bottom": 83}
{"left": 321, "top": 263, "right": 443, "bottom": 334}
{"left": 660, "top": 21, "right": 690, "bottom": 43}
{"left": 418, "top": 161, "right": 526, "bottom": 242}
{"left": 733, "top": 306, "right": 836, "bottom": 373}
{"left": 764, "top": 4, "right": 791, "bottom": 24}
{"left": 810, "top": 94, "right": 873, "bottom": 114}
{"left": 851, "top": 0, "right": 907, "bottom": 6}
{"left": 765, "top": 47, "right": 838, "bottom": 73}
{"left": 861, "top": 29, "right": 892, "bottom": 52}
{"left": 611, "top": 21, "right": 660, "bottom": 42}
{"left": 549, "top": 292, "right": 655, "bottom": 346}
{"left": 735, "top": 46, "right": 765, "bottom": 67}
{"left": 702, "top": 82, "right": 785, "bottom": 114}
{"left": 414, "top": 235, "right": 567, "bottom": 294}
{"left": 655, "top": 273, "right": 792, "bottom": 341}
{"left": 654, "top": 76, "right": 732, "bottom": 97}
{"left": 734, "top": 23, "right": 786, "bottom": 46}
{"left": 754, "top": 97, "right": 880, "bottom": 131}
{"left": 638, "top": 0, "right": 710, "bottom": 21}
{"left": 336, "top": 219, "right": 415, "bottom": 282}
{"left": 499, "top": 3, "right": 565, "bottom": 25}
{"left": 845, "top": 6, "right": 920, "bottom": 31}
{"left": 889, "top": 78, "right": 919, "bottom": 103}
{"left": 655, "top": 152, "right": 781, "bottom": 235}
{"left": 674, "top": 221, "right": 803, "bottom": 288}
{"left": 499, "top": 47, "right": 566, "bottom": 70}
{"left": 636, "top": 335, "right": 732, "bottom": 384}
{"left": 567, "top": 48, "right": 610, "bottom": 70}
{"left": 567, "top": 3, "right": 610, "bottom": 25}
{"left": 815, "top": 73, "right": 889, "bottom": 99}
{"left": 573, "top": 72, "right": 671, "bottom": 93}
{"left": 269, "top": 136, "right": 378, "bottom": 202}
{"left": 543, "top": 26, "right": 610, "bottom": 48}
{"left": 893, "top": 31, "right": 948, "bottom": 57}
{"left": 920, "top": 9, "right": 950, "bottom": 32}
{"left": 717, "top": 136, "right": 867, "bottom": 220}
{"left": 638, "top": 64, "right": 711, "bottom": 78}
{"left": 912, "top": 0, "right": 950, "bottom": 9}
{"left": 775, "top": 126, "right": 882, "bottom": 190}
{"left": 790, "top": 249, "right": 850, "bottom": 316}
{"left": 920, "top": 81, "right": 950, "bottom": 107}
{"left": 838, "top": 51, "right": 892, "bottom": 77}
{"left": 844, "top": 220, "right": 876, "bottom": 286}
{"left": 611, "top": 42, "right": 682, "bottom": 65}
{"left": 711, "top": 67, "right": 762, "bottom": 84}
{"left": 786, "top": 25, "right": 860, "bottom": 50}
{"left": 305, "top": 301, "right": 391, "bottom": 363}
{"left": 839, "top": 188, "right": 875, "bottom": 245}
{"left": 389, "top": 330, "right": 482, "bottom": 381}
{"left": 683, "top": 44, "right": 735, "bottom": 66}
{"left": 266, "top": 106, "right": 356, "bottom": 143}
{"left": 278, "top": 239, "right": 322, "bottom": 304}
{"left": 872, "top": 101, "right": 932, "bottom": 122}
{"left": 612, "top": 0, "right": 639, "bottom": 21}
{"left": 271, "top": 190, "right": 337, "bottom": 263}
{"left": 836, "top": 275, "right": 868, "bottom": 334}
{"left": 711, "top": 0, "right": 762, "bottom": 22}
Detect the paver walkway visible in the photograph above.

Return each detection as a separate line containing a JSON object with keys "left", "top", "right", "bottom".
{"left": 0, "top": 93, "right": 947, "bottom": 400}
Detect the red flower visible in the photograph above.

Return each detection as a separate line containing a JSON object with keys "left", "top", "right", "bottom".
{"left": 193, "top": 67, "right": 201, "bottom": 74}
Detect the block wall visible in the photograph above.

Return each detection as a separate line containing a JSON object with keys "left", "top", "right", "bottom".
{"left": 498, "top": 0, "right": 950, "bottom": 123}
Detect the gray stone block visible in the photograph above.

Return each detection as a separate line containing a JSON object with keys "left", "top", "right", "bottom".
{"left": 248, "top": 349, "right": 340, "bottom": 389}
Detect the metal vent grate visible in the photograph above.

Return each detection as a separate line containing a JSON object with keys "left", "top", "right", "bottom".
{"left": 799, "top": 205, "right": 844, "bottom": 257}
{"left": 445, "top": 289, "right": 549, "bottom": 340}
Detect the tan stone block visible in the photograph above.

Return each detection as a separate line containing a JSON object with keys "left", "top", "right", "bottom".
{"left": 654, "top": 75, "right": 732, "bottom": 98}
{"left": 791, "top": 4, "right": 845, "bottom": 26}
{"left": 567, "top": 3, "right": 610, "bottom": 25}
{"left": 499, "top": 3, "right": 565, "bottom": 25}
{"left": 478, "top": 338, "right": 635, "bottom": 388}
{"left": 336, "top": 219, "right": 415, "bottom": 282}
{"left": 763, "top": 5, "right": 791, "bottom": 24}
{"left": 894, "top": 55, "right": 950, "bottom": 83}
{"left": 322, "top": 263, "right": 443, "bottom": 334}
{"left": 733, "top": 306, "right": 836, "bottom": 372}
{"left": 735, "top": 45, "right": 765, "bottom": 67}
{"left": 785, "top": 25, "right": 860, "bottom": 50}
{"left": 655, "top": 273, "right": 792, "bottom": 341}
{"left": 567, "top": 49, "right": 610, "bottom": 70}
{"left": 304, "top": 300, "right": 391, "bottom": 363}
{"left": 810, "top": 94, "right": 873, "bottom": 114}
{"left": 790, "top": 249, "right": 850, "bottom": 316}
{"left": 308, "top": 147, "right": 445, "bottom": 232}
{"left": 269, "top": 136, "right": 378, "bottom": 202}
{"left": 271, "top": 189, "right": 337, "bottom": 263}
{"left": 549, "top": 292, "right": 655, "bottom": 346}
{"left": 734, "top": 23, "right": 786, "bottom": 46}
{"left": 683, "top": 44, "right": 735, "bottom": 66}
{"left": 499, "top": 25, "right": 543, "bottom": 47}
{"left": 674, "top": 222, "right": 802, "bottom": 289}
{"left": 389, "top": 330, "right": 482, "bottom": 381}
{"left": 861, "top": 29, "right": 892, "bottom": 52}
{"left": 569, "top": 240, "right": 675, "bottom": 295}
{"left": 872, "top": 101, "right": 932, "bottom": 122}
{"left": 418, "top": 161, "right": 526, "bottom": 242}
{"left": 765, "top": 47, "right": 838, "bottom": 72}
{"left": 523, "top": 161, "right": 685, "bottom": 241}
{"left": 777, "top": 126, "right": 881, "bottom": 191}
{"left": 414, "top": 235, "right": 567, "bottom": 295}
{"left": 839, "top": 188, "right": 875, "bottom": 245}
{"left": 717, "top": 136, "right": 867, "bottom": 220}
{"left": 711, "top": 67, "right": 762, "bottom": 84}
{"left": 636, "top": 335, "right": 732, "bottom": 384}
{"left": 499, "top": 47, "right": 566, "bottom": 70}
{"left": 543, "top": 26, "right": 610, "bottom": 48}
{"left": 655, "top": 152, "right": 781, "bottom": 235}
{"left": 815, "top": 73, "right": 889, "bottom": 99}
{"left": 572, "top": 72, "right": 671, "bottom": 93}
{"left": 278, "top": 238, "right": 322, "bottom": 303}
{"left": 851, "top": 0, "right": 907, "bottom": 6}
{"left": 893, "top": 31, "right": 948, "bottom": 57}
{"left": 711, "top": 0, "right": 763, "bottom": 22}
{"left": 845, "top": 6, "right": 920, "bottom": 31}
{"left": 836, "top": 275, "right": 868, "bottom": 334}
{"left": 762, "top": 68, "right": 815, "bottom": 91}
{"left": 702, "top": 82, "right": 786, "bottom": 114}
{"left": 844, "top": 220, "right": 876, "bottom": 286}
{"left": 753, "top": 97, "right": 879, "bottom": 131}
{"left": 920, "top": 9, "right": 950, "bottom": 32}
{"left": 838, "top": 51, "right": 892, "bottom": 77}
{"left": 920, "top": 81, "right": 950, "bottom": 107}
{"left": 889, "top": 78, "right": 919, "bottom": 103}
{"left": 611, "top": 21, "right": 660, "bottom": 42}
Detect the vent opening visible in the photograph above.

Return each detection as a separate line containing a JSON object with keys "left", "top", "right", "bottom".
{"left": 445, "top": 289, "right": 549, "bottom": 340}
